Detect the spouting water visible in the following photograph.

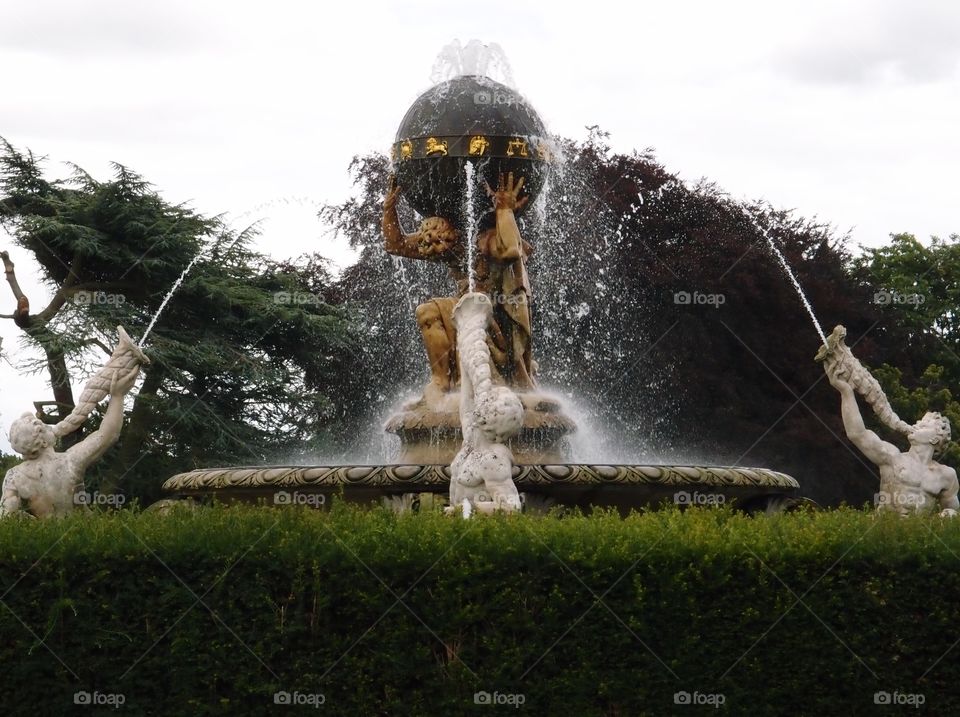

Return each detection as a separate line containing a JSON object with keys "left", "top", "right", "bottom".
{"left": 138, "top": 248, "right": 205, "bottom": 348}
{"left": 431, "top": 39, "right": 515, "bottom": 86}
{"left": 464, "top": 162, "right": 477, "bottom": 292}
{"left": 751, "top": 216, "right": 828, "bottom": 347}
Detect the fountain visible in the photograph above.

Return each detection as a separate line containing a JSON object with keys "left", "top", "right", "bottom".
{"left": 161, "top": 48, "right": 800, "bottom": 514}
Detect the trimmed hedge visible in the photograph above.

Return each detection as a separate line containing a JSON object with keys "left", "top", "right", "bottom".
{"left": 0, "top": 505, "right": 958, "bottom": 715}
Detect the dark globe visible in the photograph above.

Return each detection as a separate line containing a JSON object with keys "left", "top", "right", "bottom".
{"left": 392, "top": 75, "right": 551, "bottom": 226}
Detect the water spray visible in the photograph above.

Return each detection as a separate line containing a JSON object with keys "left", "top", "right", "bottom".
{"left": 138, "top": 247, "right": 206, "bottom": 348}
{"left": 750, "top": 214, "right": 828, "bottom": 347}
{"left": 464, "top": 162, "right": 477, "bottom": 293}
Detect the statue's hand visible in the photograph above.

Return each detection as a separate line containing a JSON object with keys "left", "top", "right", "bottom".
{"left": 110, "top": 365, "right": 141, "bottom": 396}
{"left": 486, "top": 172, "right": 529, "bottom": 212}
{"left": 384, "top": 174, "right": 401, "bottom": 210}
{"left": 824, "top": 360, "right": 852, "bottom": 392}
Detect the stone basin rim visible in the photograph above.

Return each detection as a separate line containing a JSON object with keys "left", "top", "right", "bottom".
{"left": 163, "top": 463, "right": 800, "bottom": 492}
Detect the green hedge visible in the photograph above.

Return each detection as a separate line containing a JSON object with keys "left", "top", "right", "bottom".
{"left": 0, "top": 505, "right": 957, "bottom": 715}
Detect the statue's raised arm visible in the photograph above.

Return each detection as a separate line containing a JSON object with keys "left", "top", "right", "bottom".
{"left": 66, "top": 365, "right": 140, "bottom": 472}
{"left": 484, "top": 172, "right": 528, "bottom": 262}
{"left": 823, "top": 361, "right": 899, "bottom": 466}
{"left": 382, "top": 175, "right": 458, "bottom": 261}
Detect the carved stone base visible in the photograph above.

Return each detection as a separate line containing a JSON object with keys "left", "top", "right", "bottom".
{"left": 161, "top": 463, "right": 801, "bottom": 515}
{"left": 384, "top": 390, "right": 576, "bottom": 463}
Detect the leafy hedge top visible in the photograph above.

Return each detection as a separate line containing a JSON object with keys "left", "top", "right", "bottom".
{"left": 4, "top": 504, "right": 959, "bottom": 565}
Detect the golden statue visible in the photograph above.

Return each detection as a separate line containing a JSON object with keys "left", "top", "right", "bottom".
{"left": 382, "top": 172, "right": 535, "bottom": 403}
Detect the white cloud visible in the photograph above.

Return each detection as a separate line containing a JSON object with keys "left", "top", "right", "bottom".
{"left": 772, "top": 0, "right": 960, "bottom": 84}
{"left": 0, "top": 0, "right": 217, "bottom": 57}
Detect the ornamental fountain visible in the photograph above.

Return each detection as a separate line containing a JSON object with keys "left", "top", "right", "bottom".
{"left": 161, "top": 54, "right": 801, "bottom": 514}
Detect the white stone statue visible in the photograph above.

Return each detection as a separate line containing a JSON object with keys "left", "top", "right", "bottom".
{"left": 447, "top": 292, "right": 523, "bottom": 516}
{"left": 819, "top": 325, "right": 959, "bottom": 516}
{"left": 1, "top": 328, "right": 143, "bottom": 518}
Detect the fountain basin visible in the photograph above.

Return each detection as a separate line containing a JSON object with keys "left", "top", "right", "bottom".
{"left": 385, "top": 390, "right": 576, "bottom": 463}
{"left": 162, "top": 464, "right": 801, "bottom": 514}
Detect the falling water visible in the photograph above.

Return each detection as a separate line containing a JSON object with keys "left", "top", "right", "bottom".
{"left": 751, "top": 217, "right": 828, "bottom": 347}
{"left": 138, "top": 248, "right": 205, "bottom": 347}
{"left": 464, "top": 162, "right": 477, "bottom": 292}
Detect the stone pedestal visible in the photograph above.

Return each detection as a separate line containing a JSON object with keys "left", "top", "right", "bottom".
{"left": 384, "top": 390, "right": 576, "bottom": 464}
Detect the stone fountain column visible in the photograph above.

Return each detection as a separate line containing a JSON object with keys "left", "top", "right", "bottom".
{"left": 447, "top": 292, "right": 523, "bottom": 514}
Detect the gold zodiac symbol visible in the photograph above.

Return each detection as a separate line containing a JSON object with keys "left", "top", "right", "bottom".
{"left": 468, "top": 136, "right": 489, "bottom": 156}
{"left": 425, "top": 137, "right": 448, "bottom": 156}
{"left": 400, "top": 140, "right": 413, "bottom": 160}
{"left": 506, "top": 138, "right": 528, "bottom": 157}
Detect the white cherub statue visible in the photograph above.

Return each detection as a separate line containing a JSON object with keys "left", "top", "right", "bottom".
{"left": 2, "top": 336, "right": 141, "bottom": 518}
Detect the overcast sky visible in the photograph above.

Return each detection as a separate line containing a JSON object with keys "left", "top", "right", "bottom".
{"left": 2, "top": 0, "right": 959, "bottom": 452}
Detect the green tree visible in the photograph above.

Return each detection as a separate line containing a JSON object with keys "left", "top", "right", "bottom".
{"left": 852, "top": 233, "right": 960, "bottom": 472}
{"left": 872, "top": 363, "right": 960, "bottom": 467}
{"left": 0, "top": 451, "right": 20, "bottom": 482}
{"left": 856, "top": 232, "right": 960, "bottom": 386}
{"left": 0, "top": 140, "right": 364, "bottom": 502}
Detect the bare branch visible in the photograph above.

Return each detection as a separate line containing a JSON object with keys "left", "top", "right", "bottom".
{"left": 34, "top": 293, "right": 68, "bottom": 323}
{"left": 34, "top": 251, "right": 82, "bottom": 323}
{"left": 1, "top": 250, "right": 26, "bottom": 302}
{"left": 1, "top": 250, "right": 30, "bottom": 327}
{"left": 78, "top": 337, "right": 112, "bottom": 355}
{"left": 3, "top": 248, "right": 132, "bottom": 327}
